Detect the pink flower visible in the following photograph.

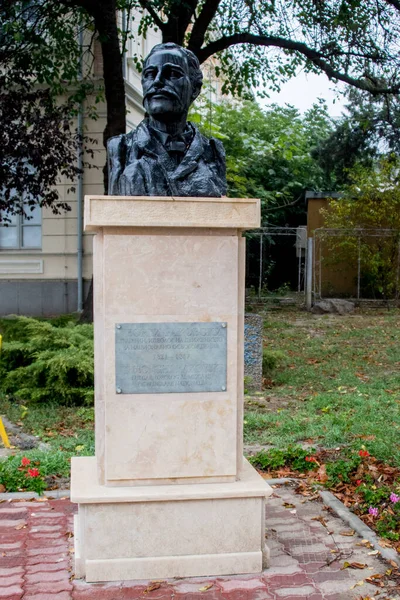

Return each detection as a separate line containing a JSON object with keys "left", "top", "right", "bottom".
{"left": 21, "top": 457, "right": 31, "bottom": 467}
{"left": 27, "top": 468, "right": 40, "bottom": 478}
{"left": 368, "top": 507, "right": 378, "bottom": 517}
{"left": 390, "top": 493, "right": 400, "bottom": 504}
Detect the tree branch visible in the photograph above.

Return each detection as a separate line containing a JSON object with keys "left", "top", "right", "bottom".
{"left": 188, "top": 0, "right": 220, "bottom": 53}
{"left": 384, "top": 0, "right": 400, "bottom": 10}
{"left": 162, "top": 0, "right": 198, "bottom": 44}
{"left": 137, "top": 0, "right": 166, "bottom": 31}
{"left": 197, "top": 33, "right": 400, "bottom": 94}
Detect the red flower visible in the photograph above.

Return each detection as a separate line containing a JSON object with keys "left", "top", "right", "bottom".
{"left": 305, "top": 456, "right": 317, "bottom": 463}
{"left": 358, "top": 450, "right": 370, "bottom": 458}
{"left": 356, "top": 480, "right": 362, "bottom": 486}
{"left": 21, "top": 457, "right": 31, "bottom": 467}
{"left": 27, "top": 468, "right": 40, "bottom": 478}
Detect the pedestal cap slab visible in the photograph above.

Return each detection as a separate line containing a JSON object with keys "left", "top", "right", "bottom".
{"left": 84, "top": 195, "right": 260, "bottom": 231}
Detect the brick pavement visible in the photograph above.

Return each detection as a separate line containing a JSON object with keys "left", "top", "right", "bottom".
{"left": 0, "top": 483, "right": 398, "bottom": 599}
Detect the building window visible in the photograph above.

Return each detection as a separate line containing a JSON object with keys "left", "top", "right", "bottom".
{"left": 0, "top": 204, "right": 42, "bottom": 250}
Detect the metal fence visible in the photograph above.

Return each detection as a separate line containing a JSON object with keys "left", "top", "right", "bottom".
{"left": 313, "top": 228, "right": 400, "bottom": 302}
{"left": 246, "top": 226, "right": 307, "bottom": 300}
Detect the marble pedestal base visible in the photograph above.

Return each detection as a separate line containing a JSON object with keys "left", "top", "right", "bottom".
{"left": 71, "top": 457, "right": 272, "bottom": 582}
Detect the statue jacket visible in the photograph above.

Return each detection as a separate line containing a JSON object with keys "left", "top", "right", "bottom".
{"left": 107, "top": 119, "right": 226, "bottom": 197}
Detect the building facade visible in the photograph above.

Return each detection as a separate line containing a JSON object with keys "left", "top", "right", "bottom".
{"left": 0, "top": 18, "right": 161, "bottom": 316}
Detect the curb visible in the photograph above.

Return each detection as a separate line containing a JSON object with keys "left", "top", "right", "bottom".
{"left": 320, "top": 490, "right": 400, "bottom": 567}
{"left": 1, "top": 488, "right": 70, "bottom": 500}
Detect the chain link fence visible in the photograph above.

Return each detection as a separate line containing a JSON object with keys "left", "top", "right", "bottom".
{"left": 313, "top": 228, "right": 400, "bottom": 303}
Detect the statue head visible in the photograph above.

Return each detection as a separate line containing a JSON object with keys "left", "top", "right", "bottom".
{"left": 142, "top": 43, "right": 203, "bottom": 123}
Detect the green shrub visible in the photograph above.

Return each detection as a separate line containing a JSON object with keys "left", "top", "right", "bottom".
{"left": 0, "top": 317, "right": 94, "bottom": 405}
{"left": 249, "top": 445, "right": 317, "bottom": 472}
{"left": 262, "top": 349, "right": 287, "bottom": 376}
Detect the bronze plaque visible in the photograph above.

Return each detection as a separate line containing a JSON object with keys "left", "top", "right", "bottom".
{"left": 115, "top": 322, "right": 227, "bottom": 394}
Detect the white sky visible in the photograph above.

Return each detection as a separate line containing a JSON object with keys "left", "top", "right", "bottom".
{"left": 260, "top": 71, "right": 347, "bottom": 118}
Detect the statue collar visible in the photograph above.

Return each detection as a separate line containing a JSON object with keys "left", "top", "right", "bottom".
{"left": 135, "top": 119, "right": 206, "bottom": 179}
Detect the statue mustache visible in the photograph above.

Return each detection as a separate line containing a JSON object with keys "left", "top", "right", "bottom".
{"left": 144, "top": 87, "right": 180, "bottom": 101}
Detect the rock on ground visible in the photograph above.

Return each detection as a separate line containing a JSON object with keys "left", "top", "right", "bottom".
{"left": 311, "top": 299, "right": 355, "bottom": 315}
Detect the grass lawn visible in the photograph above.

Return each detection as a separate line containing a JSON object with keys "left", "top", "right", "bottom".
{"left": 245, "top": 308, "right": 400, "bottom": 466}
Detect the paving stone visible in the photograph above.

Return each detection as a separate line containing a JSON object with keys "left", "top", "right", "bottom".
{"left": 220, "top": 592, "right": 250, "bottom": 600}
{"left": 172, "top": 581, "right": 218, "bottom": 594}
{"left": 219, "top": 578, "right": 267, "bottom": 592}
{"left": 25, "top": 580, "right": 73, "bottom": 594}
{"left": 274, "top": 585, "right": 317, "bottom": 597}
{"left": 263, "top": 564, "right": 304, "bottom": 577}
{"left": 27, "top": 538, "right": 68, "bottom": 548}
{"left": 177, "top": 594, "right": 222, "bottom": 600}
{"left": 0, "top": 541, "right": 23, "bottom": 550}
{"left": 31, "top": 512, "right": 65, "bottom": 518}
{"left": 0, "top": 585, "right": 23, "bottom": 597}
{"left": 0, "top": 519, "right": 26, "bottom": 528}
{"left": 26, "top": 570, "right": 72, "bottom": 584}
{"left": 0, "top": 573, "right": 23, "bottom": 587}
{"left": 0, "top": 566, "right": 24, "bottom": 577}
{"left": 26, "top": 553, "right": 68, "bottom": 565}
{"left": 26, "top": 560, "right": 70, "bottom": 574}
{"left": 24, "top": 593, "right": 73, "bottom": 600}
{"left": 0, "top": 557, "right": 25, "bottom": 568}
{"left": 0, "top": 508, "right": 28, "bottom": 518}
{"left": 27, "top": 545, "right": 68, "bottom": 556}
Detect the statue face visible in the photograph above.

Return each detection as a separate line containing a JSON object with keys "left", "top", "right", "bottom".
{"left": 142, "top": 48, "right": 193, "bottom": 121}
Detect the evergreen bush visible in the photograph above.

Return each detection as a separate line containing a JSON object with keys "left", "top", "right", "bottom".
{"left": 0, "top": 317, "right": 94, "bottom": 405}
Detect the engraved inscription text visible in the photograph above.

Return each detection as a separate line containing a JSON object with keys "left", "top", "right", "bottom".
{"left": 115, "top": 322, "right": 227, "bottom": 394}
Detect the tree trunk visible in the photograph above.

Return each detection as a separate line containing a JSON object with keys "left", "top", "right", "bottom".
{"left": 80, "top": 0, "right": 126, "bottom": 322}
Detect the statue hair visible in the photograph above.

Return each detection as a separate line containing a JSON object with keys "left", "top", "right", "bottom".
{"left": 143, "top": 43, "right": 203, "bottom": 96}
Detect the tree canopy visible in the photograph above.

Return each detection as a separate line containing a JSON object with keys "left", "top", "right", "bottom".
{"left": 322, "top": 157, "right": 400, "bottom": 298}
{"left": 3, "top": 0, "right": 400, "bottom": 219}
{"left": 192, "top": 96, "right": 334, "bottom": 223}
{"left": 314, "top": 87, "right": 400, "bottom": 186}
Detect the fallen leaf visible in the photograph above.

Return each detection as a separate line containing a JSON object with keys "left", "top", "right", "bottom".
{"left": 366, "top": 573, "right": 383, "bottom": 580}
{"left": 350, "top": 580, "right": 364, "bottom": 589}
{"left": 388, "top": 560, "right": 399, "bottom": 569}
{"left": 15, "top": 524, "right": 26, "bottom": 530}
{"left": 378, "top": 539, "right": 393, "bottom": 548}
{"left": 199, "top": 584, "right": 213, "bottom": 592}
{"left": 283, "top": 502, "right": 296, "bottom": 509}
{"left": 0, "top": 484, "right": 5, "bottom": 493}
{"left": 317, "top": 464, "right": 328, "bottom": 483}
{"left": 144, "top": 581, "right": 163, "bottom": 593}
{"left": 340, "top": 530, "right": 355, "bottom": 536}
{"left": 312, "top": 516, "right": 328, "bottom": 528}
{"left": 342, "top": 562, "right": 367, "bottom": 570}
{"left": 367, "top": 550, "right": 379, "bottom": 556}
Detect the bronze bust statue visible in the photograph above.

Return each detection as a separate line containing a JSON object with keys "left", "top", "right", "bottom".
{"left": 107, "top": 43, "right": 226, "bottom": 197}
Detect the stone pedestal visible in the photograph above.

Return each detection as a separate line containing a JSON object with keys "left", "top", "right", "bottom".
{"left": 71, "top": 195, "right": 272, "bottom": 582}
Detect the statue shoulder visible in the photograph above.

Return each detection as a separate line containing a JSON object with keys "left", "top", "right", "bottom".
{"left": 209, "top": 136, "right": 226, "bottom": 162}
{"left": 107, "top": 130, "right": 137, "bottom": 155}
